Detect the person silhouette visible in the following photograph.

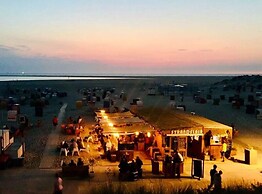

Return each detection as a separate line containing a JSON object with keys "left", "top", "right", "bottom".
{"left": 214, "top": 170, "right": 223, "bottom": 192}
{"left": 52, "top": 115, "right": 58, "bottom": 129}
{"left": 207, "top": 164, "right": 217, "bottom": 191}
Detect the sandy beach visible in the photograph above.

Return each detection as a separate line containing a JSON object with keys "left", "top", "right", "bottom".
{"left": 0, "top": 76, "right": 231, "bottom": 166}
{"left": 0, "top": 75, "right": 262, "bottom": 193}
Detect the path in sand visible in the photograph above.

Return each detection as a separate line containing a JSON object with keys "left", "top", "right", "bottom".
{"left": 39, "top": 103, "right": 67, "bottom": 169}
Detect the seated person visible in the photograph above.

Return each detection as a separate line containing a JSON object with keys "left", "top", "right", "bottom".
{"left": 135, "top": 156, "right": 143, "bottom": 170}
{"left": 68, "top": 159, "right": 77, "bottom": 167}
{"left": 129, "top": 160, "right": 137, "bottom": 172}
{"left": 85, "top": 132, "right": 94, "bottom": 143}
{"left": 77, "top": 158, "right": 84, "bottom": 166}
{"left": 77, "top": 139, "right": 85, "bottom": 149}
{"left": 118, "top": 155, "right": 128, "bottom": 173}
{"left": 69, "top": 140, "right": 78, "bottom": 152}
{"left": 60, "top": 160, "right": 67, "bottom": 167}
{"left": 61, "top": 141, "right": 69, "bottom": 149}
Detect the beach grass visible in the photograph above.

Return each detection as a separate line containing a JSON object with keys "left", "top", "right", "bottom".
{"left": 89, "top": 181, "right": 262, "bottom": 194}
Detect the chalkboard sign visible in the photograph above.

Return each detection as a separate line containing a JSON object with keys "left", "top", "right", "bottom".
{"left": 191, "top": 158, "right": 204, "bottom": 179}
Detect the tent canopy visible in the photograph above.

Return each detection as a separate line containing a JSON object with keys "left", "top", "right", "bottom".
{"left": 101, "top": 124, "right": 154, "bottom": 135}
{"left": 95, "top": 110, "right": 134, "bottom": 119}
{"left": 95, "top": 110, "right": 153, "bottom": 135}
{"left": 99, "top": 117, "right": 145, "bottom": 126}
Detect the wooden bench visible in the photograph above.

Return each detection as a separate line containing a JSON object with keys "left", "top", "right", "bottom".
{"left": 62, "top": 165, "right": 89, "bottom": 177}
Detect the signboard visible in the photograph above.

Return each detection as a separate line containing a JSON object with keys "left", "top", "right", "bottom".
{"left": 7, "top": 110, "right": 18, "bottom": 122}
{"left": 168, "top": 129, "right": 203, "bottom": 136}
{"left": 191, "top": 158, "right": 204, "bottom": 179}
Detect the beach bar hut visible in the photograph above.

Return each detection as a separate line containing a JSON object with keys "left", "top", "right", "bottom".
{"left": 136, "top": 107, "right": 204, "bottom": 159}
{"left": 136, "top": 107, "right": 232, "bottom": 160}
{"left": 176, "top": 112, "right": 233, "bottom": 160}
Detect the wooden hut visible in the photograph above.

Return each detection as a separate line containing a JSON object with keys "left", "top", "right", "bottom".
{"left": 136, "top": 107, "right": 232, "bottom": 160}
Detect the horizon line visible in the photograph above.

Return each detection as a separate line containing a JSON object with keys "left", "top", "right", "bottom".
{"left": 0, "top": 73, "right": 260, "bottom": 77}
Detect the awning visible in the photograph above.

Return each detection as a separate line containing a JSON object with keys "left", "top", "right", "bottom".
{"left": 95, "top": 111, "right": 134, "bottom": 118}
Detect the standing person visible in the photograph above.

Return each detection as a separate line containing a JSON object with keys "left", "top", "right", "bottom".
{"left": 173, "top": 150, "right": 182, "bottom": 178}
{"left": 207, "top": 164, "right": 218, "bottom": 191}
{"left": 204, "top": 130, "right": 213, "bottom": 152}
{"left": 221, "top": 140, "right": 227, "bottom": 162}
{"left": 214, "top": 170, "right": 223, "bottom": 193}
{"left": 52, "top": 115, "right": 58, "bottom": 129}
{"left": 226, "top": 130, "right": 232, "bottom": 158}
{"left": 53, "top": 173, "right": 63, "bottom": 194}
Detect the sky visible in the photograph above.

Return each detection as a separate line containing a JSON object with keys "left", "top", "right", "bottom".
{"left": 0, "top": 0, "right": 261, "bottom": 75}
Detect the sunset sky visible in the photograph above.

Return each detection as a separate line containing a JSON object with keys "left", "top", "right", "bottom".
{"left": 0, "top": 0, "right": 261, "bottom": 75}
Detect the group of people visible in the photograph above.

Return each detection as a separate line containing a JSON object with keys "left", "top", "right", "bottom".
{"left": 60, "top": 137, "right": 87, "bottom": 156}
{"left": 61, "top": 158, "right": 84, "bottom": 167}
{"left": 208, "top": 164, "right": 223, "bottom": 192}
{"left": 60, "top": 115, "right": 83, "bottom": 135}
{"left": 204, "top": 129, "right": 233, "bottom": 162}
{"left": 92, "top": 124, "right": 119, "bottom": 161}
{"left": 163, "top": 150, "right": 184, "bottom": 178}
{"left": 118, "top": 155, "right": 143, "bottom": 179}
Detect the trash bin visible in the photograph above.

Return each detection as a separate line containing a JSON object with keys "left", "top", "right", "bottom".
{"left": 151, "top": 159, "right": 159, "bottom": 174}
{"left": 245, "top": 148, "right": 257, "bottom": 165}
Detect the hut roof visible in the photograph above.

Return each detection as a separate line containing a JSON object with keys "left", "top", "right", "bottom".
{"left": 136, "top": 107, "right": 202, "bottom": 130}
{"left": 136, "top": 107, "right": 232, "bottom": 135}
{"left": 175, "top": 112, "right": 232, "bottom": 130}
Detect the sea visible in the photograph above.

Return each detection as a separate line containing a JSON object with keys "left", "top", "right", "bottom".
{"left": 0, "top": 75, "right": 137, "bottom": 82}
{"left": 0, "top": 73, "right": 238, "bottom": 82}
